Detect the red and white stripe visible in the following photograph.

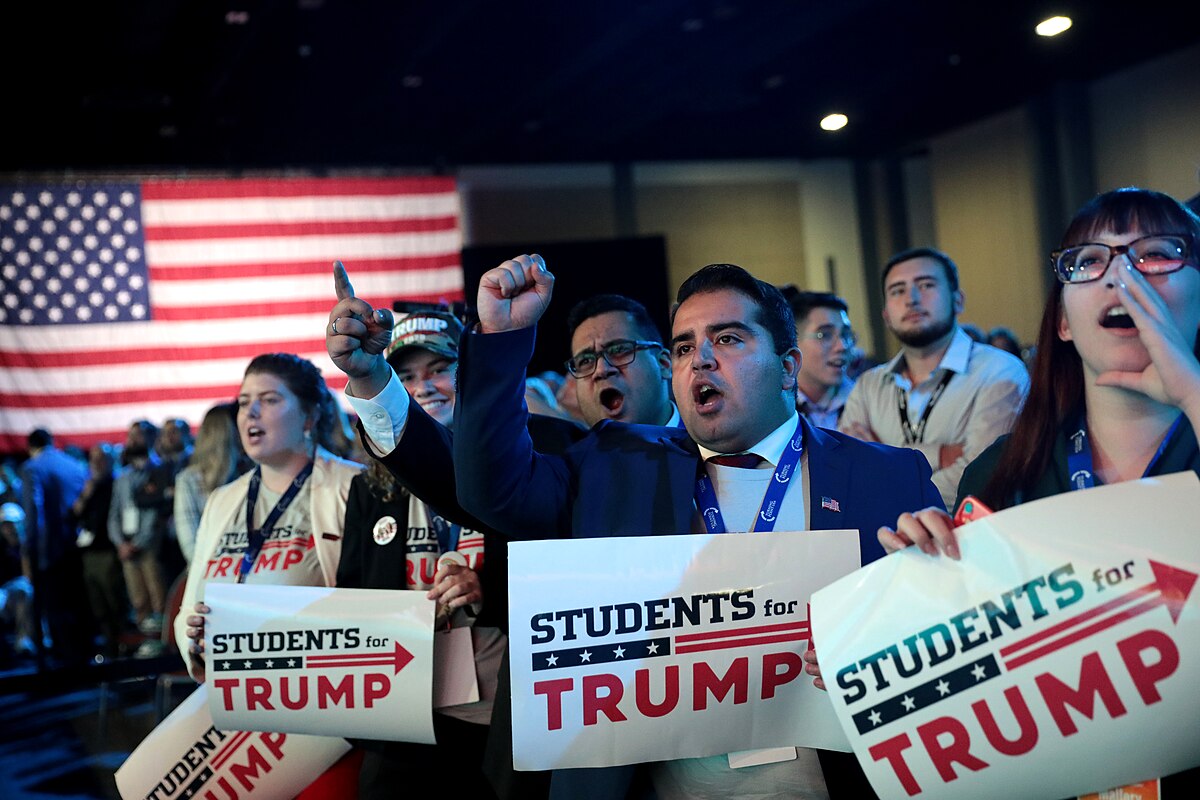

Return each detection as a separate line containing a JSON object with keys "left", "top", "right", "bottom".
{"left": 0, "top": 177, "right": 462, "bottom": 451}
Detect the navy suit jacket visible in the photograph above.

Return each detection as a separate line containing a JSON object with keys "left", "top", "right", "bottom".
{"left": 454, "top": 326, "right": 943, "bottom": 561}
{"left": 452, "top": 327, "right": 944, "bottom": 800}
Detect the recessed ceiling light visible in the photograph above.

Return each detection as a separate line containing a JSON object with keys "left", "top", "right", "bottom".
{"left": 820, "top": 113, "right": 848, "bottom": 132}
{"left": 1035, "top": 16, "right": 1072, "bottom": 37}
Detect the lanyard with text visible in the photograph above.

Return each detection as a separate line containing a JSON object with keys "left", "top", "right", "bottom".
{"left": 694, "top": 418, "right": 804, "bottom": 534}
{"left": 896, "top": 369, "right": 954, "bottom": 444}
{"left": 238, "top": 461, "right": 314, "bottom": 583}
{"left": 1065, "top": 412, "right": 1183, "bottom": 491}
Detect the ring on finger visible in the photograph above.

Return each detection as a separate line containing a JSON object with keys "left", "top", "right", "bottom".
{"left": 331, "top": 317, "right": 341, "bottom": 335}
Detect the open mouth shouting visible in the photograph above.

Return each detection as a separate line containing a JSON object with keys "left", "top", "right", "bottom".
{"left": 598, "top": 386, "right": 626, "bottom": 417}
{"left": 244, "top": 425, "right": 266, "bottom": 446}
{"left": 692, "top": 381, "right": 723, "bottom": 415}
{"left": 1099, "top": 305, "right": 1136, "bottom": 330}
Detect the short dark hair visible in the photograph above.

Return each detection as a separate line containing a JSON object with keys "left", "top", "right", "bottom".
{"left": 566, "top": 294, "right": 662, "bottom": 346}
{"left": 27, "top": 428, "right": 52, "bottom": 450}
{"left": 673, "top": 264, "right": 796, "bottom": 355}
{"left": 780, "top": 287, "right": 849, "bottom": 326}
{"left": 881, "top": 247, "right": 960, "bottom": 294}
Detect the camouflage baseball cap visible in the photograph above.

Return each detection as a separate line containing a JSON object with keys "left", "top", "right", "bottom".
{"left": 385, "top": 310, "right": 463, "bottom": 363}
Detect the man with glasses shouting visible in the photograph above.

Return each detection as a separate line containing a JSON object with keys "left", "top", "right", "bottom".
{"left": 839, "top": 247, "right": 1030, "bottom": 509}
{"left": 782, "top": 289, "right": 859, "bottom": 430}
{"left": 563, "top": 295, "right": 680, "bottom": 429}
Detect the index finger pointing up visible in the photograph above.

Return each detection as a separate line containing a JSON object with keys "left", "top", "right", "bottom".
{"left": 333, "top": 260, "right": 356, "bottom": 301}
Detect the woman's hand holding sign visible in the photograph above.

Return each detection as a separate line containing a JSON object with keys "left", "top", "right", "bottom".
{"left": 184, "top": 601, "right": 211, "bottom": 682}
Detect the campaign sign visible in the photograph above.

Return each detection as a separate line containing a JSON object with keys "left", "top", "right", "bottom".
{"left": 204, "top": 584, "right": 436, "bottom": 743}
{"left": 507, "top": 530, "right": 861, "bottom": 770}
{"left": 810, "top": 472, "right": 1200, "bottom": 800}
{"left": 115, "top": 684, "right": 349, "bottom": 800}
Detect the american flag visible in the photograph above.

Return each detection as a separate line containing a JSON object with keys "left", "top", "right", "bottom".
{"left": 0, "top": 177, "right": 463, "bottom": 452}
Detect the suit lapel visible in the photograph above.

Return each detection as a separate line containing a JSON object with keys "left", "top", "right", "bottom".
{"left": 805, "top": 420, "right": 848, "bottom": 531}
{"left": 659, "top": 431, "right": 701, "bottom": 534}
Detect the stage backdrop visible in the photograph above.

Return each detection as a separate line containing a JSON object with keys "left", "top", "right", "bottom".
{"left": 0, "top": 177, "right": 463, "bottom": 452}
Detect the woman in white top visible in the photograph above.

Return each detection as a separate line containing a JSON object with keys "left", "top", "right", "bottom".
{"left": 175, "top": 353, "right": 362, "bottom": 681}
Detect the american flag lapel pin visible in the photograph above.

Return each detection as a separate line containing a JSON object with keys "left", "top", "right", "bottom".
{"left": 821, "top": 496, "right": 841, "bottom": 513}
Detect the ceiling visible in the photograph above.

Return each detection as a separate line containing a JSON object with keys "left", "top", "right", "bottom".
{"left": 6, "top": 1, "right": 1198, "bottom": 172}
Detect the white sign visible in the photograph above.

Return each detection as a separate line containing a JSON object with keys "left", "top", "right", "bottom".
{"left": 810, "top": 472, "right": 1200, "bottom": 800}
{"left": 204, "top": 584, "right": 436, "bottom": 743}
{"left": 507, "top": 530, "right": 861, "bottom": 770}
{"left": 115, "top": 684, "right": 349, "bottom": 800}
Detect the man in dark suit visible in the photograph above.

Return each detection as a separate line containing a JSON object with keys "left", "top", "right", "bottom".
{"left": 328, "top": 256, "right": 943, "bottom": 799}
{"left": 442, "top": 255, "right": 943, "bottom": 799}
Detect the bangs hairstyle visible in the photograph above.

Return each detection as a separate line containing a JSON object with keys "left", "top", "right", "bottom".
{"left": 1058, "top": 187, "right": 1200, "bottom": 249}
{"left": 243, "top": 353, "right": 337, "bottom": 453}
{"left": 979, "top": 188, "right": 1200, "bottom": 509}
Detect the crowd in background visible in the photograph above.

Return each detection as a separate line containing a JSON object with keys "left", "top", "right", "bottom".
{"left": 4, "top": 184, "right": 1199, "bottom": 800}
{"left": 0, "top": 291, "right": 1035, "bottom": 670}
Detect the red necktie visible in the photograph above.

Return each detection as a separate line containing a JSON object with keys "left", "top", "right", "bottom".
{"left": 707, "top": 453, "right": 765, "bottom": 469}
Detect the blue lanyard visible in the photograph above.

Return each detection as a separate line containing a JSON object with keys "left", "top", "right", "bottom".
{"left": 694, "top": 418, "right": 803, "bottom": 534}
{"left": 1065, "top": 412, "right": 1182, "bottom": 491}
{"left": 427, "top": 505, "right": 461, "bottom": 553}
{"left": 239, "top": 461, "right": 313, "bottom": 583}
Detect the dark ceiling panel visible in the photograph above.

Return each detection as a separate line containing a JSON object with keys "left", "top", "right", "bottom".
{"left": 4, "top": 1, "right": 1197, "bottom": 171}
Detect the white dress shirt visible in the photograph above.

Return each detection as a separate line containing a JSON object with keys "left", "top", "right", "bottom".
{"left": 839, "top": 327, "right": 1029, "bottom": 508}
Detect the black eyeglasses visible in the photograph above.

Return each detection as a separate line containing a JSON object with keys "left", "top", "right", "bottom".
{"left": 565, "top": 339, "right": 663, "bottom": 378}
{"left": 1051, "top": 234, "right": 1196, "bottom": 284}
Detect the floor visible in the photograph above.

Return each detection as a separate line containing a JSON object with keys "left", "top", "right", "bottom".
{"left": 0, "top": 666, "right": 193, "bottom": 800}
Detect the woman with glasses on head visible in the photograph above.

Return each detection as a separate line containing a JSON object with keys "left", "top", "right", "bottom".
{"left": 877, "top": 187, "right": 1200, "bottom": 792}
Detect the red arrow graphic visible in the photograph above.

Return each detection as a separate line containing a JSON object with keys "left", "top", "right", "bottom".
{"left": 1150, "top": 560, "right": 1198, "bottom": 624}
{"left": 1002, "top": 560, "right": 1197, "bottom": 671}
{"left": 305, "top": 642, "right": 414, "bottom": 674}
